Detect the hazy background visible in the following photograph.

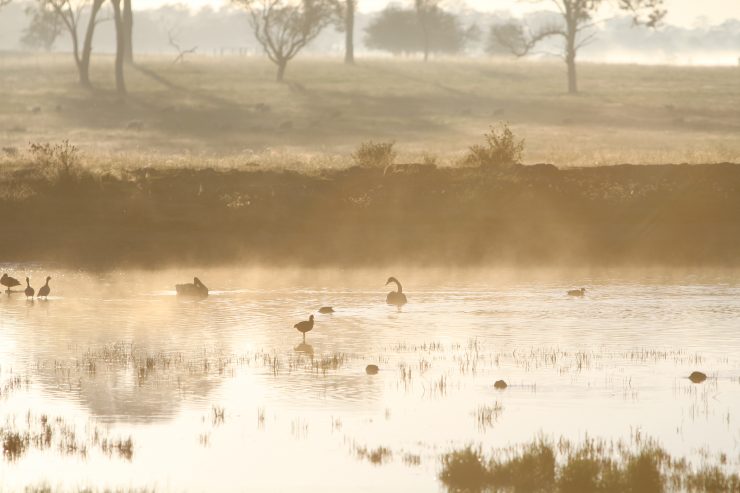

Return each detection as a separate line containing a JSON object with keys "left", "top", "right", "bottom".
{"left": 1, "top": 0, "right": 740, "bottom": 65}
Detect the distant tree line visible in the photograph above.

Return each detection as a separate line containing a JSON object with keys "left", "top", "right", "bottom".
{"left": 3, "top": 0, "right": 666, "bottom": 93}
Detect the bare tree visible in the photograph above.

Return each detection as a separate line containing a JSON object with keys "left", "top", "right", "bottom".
{"left": 492, "top": 0, "right": 665, "bottom": 94}
{"left": 0, "top": 0, "right": 12, "bottom": 9}
{"left": 111, "top": 0, "right": 126, "bottom": 94}
{"left": 235, "top": 0, "right": 334, "bottom": 82}
{"left": 45, "top": 0, "right": 106, "bottom": 88}
{"left": 167, "top": 27, "right": 197, "bottom": 64}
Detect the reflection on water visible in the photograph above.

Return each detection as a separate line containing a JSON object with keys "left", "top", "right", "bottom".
{"left": 1, "top": 268, "right": 739, "bottom": 491}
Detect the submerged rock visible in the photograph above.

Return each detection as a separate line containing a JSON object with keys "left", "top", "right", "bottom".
{"left": 689, "top": 371, "right": 707, "bottom": 384}
{"left": 365, "top": 364, "right": 379, "bottom": 375}
{"left": 494, "top": 380, "right": 507, "bottom": 390}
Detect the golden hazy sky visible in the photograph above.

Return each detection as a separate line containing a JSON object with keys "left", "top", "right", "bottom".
{"left": 136, "top": 0, "right": 740, "bottom": 27}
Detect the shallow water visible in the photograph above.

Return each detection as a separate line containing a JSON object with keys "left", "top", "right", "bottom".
{"left": 1, "top": 267, "right": 739, "bottom": 491}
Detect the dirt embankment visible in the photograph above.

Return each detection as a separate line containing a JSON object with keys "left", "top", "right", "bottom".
{"left": 2, "top": 162, "right": 739, "bottom": 268}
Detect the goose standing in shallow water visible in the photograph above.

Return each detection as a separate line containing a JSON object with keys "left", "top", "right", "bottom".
{"left": 294, "top": 315, "right": 314, "bottom": 343}
{"left": 567, "top": 288, "right": 586, "bottom": 297}
{"left": 176, "top": 277, "right": 208, "bottom": 298}
{"left": 1, "top": 273, "right": 21, "bottom": 293}
{"left": 386, "top": 277, "right": 407, "bottom": 306}
{"left": 24, "top": 278, "right": 34, "bottom": 299}
{"left": 37, "top": 276, "right": 51, "bottom": 299}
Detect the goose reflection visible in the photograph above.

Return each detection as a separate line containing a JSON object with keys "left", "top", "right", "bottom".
{"left": 294, "top": 342, "right": 314, "bottom": 356}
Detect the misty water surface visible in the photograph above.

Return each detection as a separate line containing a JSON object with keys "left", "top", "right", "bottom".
{"left": 1, "top": 267, "right": 739, "bottom": 491}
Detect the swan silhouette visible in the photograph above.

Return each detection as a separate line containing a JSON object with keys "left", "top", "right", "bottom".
{"left": 294, "top": 314, "right": 314, "bottom": 343}
{"left": 176, "top": 277, "right": 208, "bottom": 298}
{"left": 24, "top": 277, "right": 34, "bottom": 299}
{"left": 567, "top": 288, "right": 586, "bottom": 297}
{"left": 1, "top": 273, "right": 21, "bottom": 293}
{"left": 386, "top": 277, "right": 407, "bottom": 306}
{"left": 37, "top": 276, "right": 51, "bottom": 299}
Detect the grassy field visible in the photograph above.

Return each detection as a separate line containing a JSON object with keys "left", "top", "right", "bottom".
{"left": 1, "top": 53, "right": 739, "bottom": 168}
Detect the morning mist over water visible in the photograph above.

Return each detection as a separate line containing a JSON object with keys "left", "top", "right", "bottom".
{"left": 1, "top": 0, "right": 739, "bottom": 491}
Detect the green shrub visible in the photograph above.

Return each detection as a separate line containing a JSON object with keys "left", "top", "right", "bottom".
{"left": 465, "top": 122, "right": 524, "bottom": 168}
{"left": 352, "top": 140, "right": 397, "bottom": 168}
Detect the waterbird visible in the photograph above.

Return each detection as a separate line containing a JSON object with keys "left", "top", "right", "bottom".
{"left": 175, "top": 277, "right": 208, "bottom": 298}
{"left": 37, "top": 276, "right": 51, "bottom": 299}
{"left": 386, "top": 276, "right": 408, "bottom": 306}
{"left": 319, "top": 306, "right": 334, "bottom": 314}
{"left": 1, "top": 273, "right": 21, "bottom": 293}
{"left": 294, "top": 314, "right": 314, "bottom": 343}
{"left": 24, "top": 278, "right": 34, "bottom": 299}
{"left": 567, "top": 288, "right": 586, "bottom": 297}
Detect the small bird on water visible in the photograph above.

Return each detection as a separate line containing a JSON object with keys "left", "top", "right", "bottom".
{"left": 175, "top": 277, "right": 208, "bottom": 298}
{"left": 294, "top": 314, "right": 314, "bottom": 343}
{"left": 37, "top": 276, "right": 51, "bottom": 299}
{"left": 318, "top": 306, "right": 334, "bottom": 314}
{"left": 24, "top": 277, "right": 34, "bottom": 299}
{"left": 386, "top": 276, "right": 407, "bottom": 306}
{"left": 1, "top": 273, "right": 21, "bottom": 293}
{"left": 567, "top": 288, "right": 586, "bottom": 297}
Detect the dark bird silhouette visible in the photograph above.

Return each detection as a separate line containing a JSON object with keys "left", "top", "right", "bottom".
{"left": 37, "top": 276, "right": 51, "bottom": 299}
{"left": 386, "top": 276, "right": 407, "bottom": 306}
{"left": 24, "top": 277, "right": 34, "bottom": 299}
{"left": 567, "top": 288, "right": 586, "bottom": 297}
{"left": 1, "top": 273, "right": 21, "bottom": 293}
{"left": 176, "top": 277, "right": 208, "bottom": 298}
{"left": 294, "top": 314, "right": 314, "bottom": 343}
{"left": 318, "top": 306, "right": 334, "bottom": 314}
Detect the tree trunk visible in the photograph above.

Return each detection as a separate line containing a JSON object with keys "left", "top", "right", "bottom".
{"left": 122, "top": 0, "right": 133, "bottom": 63}
{"left": 564, "top": 4, "right": 578, "bottom": 94}
{"left": 566, "top": 48, "right": 577, "bottom": 94}
{"left": 78, "top": 0, "right": 104, "bottom": 89}
{"left": 415, "top": 0, "right": 429, "bottom": 62}
{"left": 111, "top": 0, "right": 126, "bottom": 95}
{"left": 276, "top": 60, "right": 287, "bottom": 82}
{"left": 343, "top": 0, "right": 354, "bottom": 65}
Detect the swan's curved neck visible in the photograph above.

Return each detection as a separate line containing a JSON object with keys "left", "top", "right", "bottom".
{"left": 394, "top": 279, "right": 402, "bottom": 293}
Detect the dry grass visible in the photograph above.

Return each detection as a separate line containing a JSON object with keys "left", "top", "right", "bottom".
{"left": 1, "top": 54, "right": 739, "bottom": 168}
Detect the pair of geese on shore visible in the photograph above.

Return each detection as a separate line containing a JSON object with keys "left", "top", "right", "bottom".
{"left": 1, "top": 274, "right": 52, "bottom": 299}
{"left": 175, "top": 276, "right": 408, "bottom": 343}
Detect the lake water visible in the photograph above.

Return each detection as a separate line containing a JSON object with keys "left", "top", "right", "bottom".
{"left": 1, "top": 267, "right": 739, "bottom": 492}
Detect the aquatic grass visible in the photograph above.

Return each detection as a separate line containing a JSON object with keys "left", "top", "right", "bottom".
{"left": 440, "top": 435, "right": 738, "bottom": 493}
{"left": 474, "top": 402, "right": 504, "bottom": 431}
{"left": 1, "top": 413, "right": 134, "bottom": 462}
{"left": 355, "top": 445, "right": 393, "bottom": 465}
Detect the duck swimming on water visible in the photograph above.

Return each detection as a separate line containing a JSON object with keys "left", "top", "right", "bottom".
{"left": 386, "top": 277, "right": 407, "bottom": 306}
{"left": 294, "top": 314, "right": 314, "bottom": 343}
{"left": 176, "top": 277, "right": 208, "bottom": 298}
{"left": 568, "top": 288, "right": 586, "bottom": 297}
{"left": 24, "top": 278, "right": 34, "bottom": 299}
{"left": 1, "top": 273, "right": 21, "bottom": 293}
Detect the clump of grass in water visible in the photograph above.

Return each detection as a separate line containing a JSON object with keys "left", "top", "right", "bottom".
{"left": 439, "top": 436, "right": 740, "bottom": 493}
{"left": 474, "top": 402, "right": 503, "bottom": 431}
{"left": 355, "top": 445, "right": 393, "bottom": 465}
